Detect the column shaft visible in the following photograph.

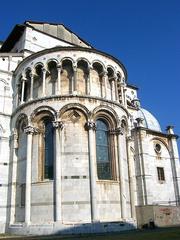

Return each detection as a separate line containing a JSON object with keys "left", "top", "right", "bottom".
{"left": 25, "top": 132, "right": 33, "bottom": 224}
{"left": 111, "top": 80, "right": 115, "bottom": 101}
{"left": 57, "top": 66, "right": 61, "bottom": 95}
{"left": 103, "top": 73, "right": 108, "bottom": 98}
{"left": 9, "top": 131, "right": 18, "bottom": 224}
{"left": 86, "top": 121, "right": 97, "bottom": 222}
{"left": 117, "top": 132, "right": 126, "bottom": 219}
{"left": 42, "top": 69, "right": 46, "bottom": 96}
{"left": 30, "top": 74, "right": 34, "bottom": 100}
{"left": 21, "top": 80, "right": 25, "bottom": 104}
{"left": 53, "top": 121, "right": 64, "bottom": 222}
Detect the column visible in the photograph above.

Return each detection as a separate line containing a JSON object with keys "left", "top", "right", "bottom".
{"left": 9, "top": 129, "right": 18, "bottom": 224}
{"left": 52, "top": 121, "right": 64, "bottom": 222}
{"left": 116, "top": 127, "right": 126, "bottom": 219}
{"left": 42, "top": 68, "right": 46, "bottom": 97}
{"left": 24, "top": 126, "right": 38, "bottom": 225}
{"left": 126, "top": 136, "right": 136, "bottom": 219}
{"left": 114, "top": 75, "right": 119, "bottom": 102}
{"left": 120, "top": 83, "right": 124, "bottom": 105}
{"left": 124, "top": 87, "right": 127, "bottom": 108}
{"left": 111, "top": 79, "right": 115, "bottom": 101}
{"left": 57, "top": 65, "right": 61, "bottom": 95}
{"left": 30, "top": 72, "right": 34, "bottom": 100}
{"left": 87, "top": 65, "right": 92, "bottom": 95}
{"left": 85, "top": 121, "right": 97, "bottom": 222}
{"left": 167, "top": 126, "right": 180, "bottom": 205}
{"left": 73, "top": 64, "right": 77, "bottom": 93}
{"left": 102, "top": 71, "right": 108, "bottom": 98}
{"left": 21, "top": 77, "right": 26, "bottom": 104}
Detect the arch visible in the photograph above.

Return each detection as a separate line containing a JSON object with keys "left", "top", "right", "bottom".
{"left": 77, "top": 57, "right": 90, "bottom": 68}
{"left": 77, "top": 59, "right": 89, "bottom": 94}
{"left": 15, "top": 113, "right": 28, "bottom": 130}
{"left": 92, "top": 60, "right": 105, "bottom": 74}
{"left": 151, "top": 137, "right": 170, "bottom": 153}
{"left": 61, "top": 58, "right": 74, "bottom": 94}
{"left": 96, "top": 118, "right": 113, "bottom": 180}
{"left": 60, "top": 57, "right": 75, "bottom": 66}
{"left": 34, "top": 62, "right": 44, "bottom": 69}
{"left": 58, "top": 103, "right": 90, "bottom": 120}
{"left": 107, "top": 65, "right": 116, "bottom": 76}
{"left": 30, "top": 106, "right": 57, "bottom": 124}
{"left": 120, "top": 115, "right": 128, "bottom": 128}
{"left": 91, "top": 105, "right": 119, "bottom": 128}
{"left": 46, "top": 58, "right": 60, "bottom": 66}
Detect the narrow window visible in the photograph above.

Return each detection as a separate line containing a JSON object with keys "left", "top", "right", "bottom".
{"left": 44, "top": 119, "right": 54, "bottom": 179}
{"left": 157, "top": 167, "right": 165, "bottom": 181}
{"left": 96, "top": 119, "right": 111, "bottom": 180}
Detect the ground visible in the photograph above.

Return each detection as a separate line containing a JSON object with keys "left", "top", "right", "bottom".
{"left": 1, "top": 227, "right": 180, "bottom": 240}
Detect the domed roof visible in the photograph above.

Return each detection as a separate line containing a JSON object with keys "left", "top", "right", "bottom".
{"left": 134, "top": 108, "right": 162, "bottom": 132}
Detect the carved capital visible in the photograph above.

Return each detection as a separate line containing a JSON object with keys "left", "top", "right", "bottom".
{"left": 42, "top": 67, "right": 47, "bottom": 74}
{"left": 52, "top": 121, "right": 64, "bottom": 129}
{"left": 57, "top": 64, "right": 62, "bottom": 70}
{"left": 24, "top": 126, "right": 39, "bottom": 135}
{"left": 111, "top": 127, "right": 124, "bottom": 135}
{"left": 85, "top": 121, "right": 96, "bottom": 131}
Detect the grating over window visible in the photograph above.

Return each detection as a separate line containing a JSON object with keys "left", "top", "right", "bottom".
{"left": 157, "top": 167, "right": 165, "bottom": 181}
{"left": 44, "top": 119, "right": 54, "bottom": 179}
{"left": 96, "top": 119, "right": 111, "bottom": 180}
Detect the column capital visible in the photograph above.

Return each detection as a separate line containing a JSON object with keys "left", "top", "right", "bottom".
{"left": 111, "top": 127, "right": 124, "bottom": 135}
{"left": 24, "top": 126, "right": 39, "bottom": 135}
{"left": 52, "top": 121, "right": 64, "bottom": 129}
{"left": 85, "top": 121, "right": 96, "bottom": 131}
{"left": 42, "top": 67, "right": 47, "bottom": 73}
{"left": 88, "top": 64, "right": 93, "bottom": 71}
{"left": 57, "top": 64, "right": 62, "bottom": 70}
{"left": 73, "top": 64, "right": 77, "bottom": 71}
{"left": 102, "top": 70, "right": 108, "bottom": 77}
{"left": 21, "top": 76, "right": 27, "bottom": 82}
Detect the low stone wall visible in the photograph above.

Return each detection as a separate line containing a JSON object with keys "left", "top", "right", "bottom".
{"left": 136, "top": 205, "right": 180, "bottom": 228}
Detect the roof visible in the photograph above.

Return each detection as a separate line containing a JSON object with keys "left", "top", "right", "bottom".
{"left": 134, "top": 108, "right": 162, "bottom": 132}
{"left": 0, "top": 21, "right": 92, "bottom": 52}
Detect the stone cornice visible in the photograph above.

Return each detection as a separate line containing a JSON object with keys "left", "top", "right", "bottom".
{"left": 11, "top": 94, "right": 130, "bottom": 118}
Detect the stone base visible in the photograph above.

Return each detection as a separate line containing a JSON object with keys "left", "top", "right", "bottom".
{"left": 7, "top": 220, "right": 136, "bottom": 236}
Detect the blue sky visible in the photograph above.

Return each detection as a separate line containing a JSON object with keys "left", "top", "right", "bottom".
{"left": 0, "top": 0, "right": 180, "bottom": 147}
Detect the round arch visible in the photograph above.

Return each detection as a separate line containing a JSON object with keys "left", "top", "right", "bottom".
{"left": 58, "top": 103, "right": 90, "bottom": 120}
{"left": 30, "top": 106, "right": 57, "bottom": 124}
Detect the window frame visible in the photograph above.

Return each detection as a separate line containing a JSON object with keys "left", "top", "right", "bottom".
{"left": 157, "top": 167, "right": 165, "bottom": 182}
{"left": 95, "top": 117, "right": 116, "bottom": 181}
{"left": 38, "top": 116, "right": 55, "bottom": 181}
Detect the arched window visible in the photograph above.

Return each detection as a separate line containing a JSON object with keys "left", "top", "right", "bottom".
{"left": 43, "top": 118, "right": 54, "bottom": 179}
{"left": 96, "top": 119, "right": 111, "bottom": 180}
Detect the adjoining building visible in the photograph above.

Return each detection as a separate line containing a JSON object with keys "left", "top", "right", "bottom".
{"left": 0, "top": 21, "right": 179, "bottom": 235}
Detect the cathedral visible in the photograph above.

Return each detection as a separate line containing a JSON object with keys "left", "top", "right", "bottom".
{"left": 0, "top": 21, "right": 180, "bottom": 235}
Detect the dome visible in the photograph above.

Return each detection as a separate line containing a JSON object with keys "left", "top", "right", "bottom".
{"left": 134, "top": 108, "right": 162, "bottom": 132}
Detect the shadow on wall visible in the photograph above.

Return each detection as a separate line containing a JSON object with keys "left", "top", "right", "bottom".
{"left": 7, "top": 221, "right": 136, "bottom": 236}
{"left": 56, "top": 221, "right": 135, "bottom": 235}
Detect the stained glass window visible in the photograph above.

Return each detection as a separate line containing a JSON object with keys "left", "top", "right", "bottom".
{"left": 44, "top": 119, "right": 54, "bottom": 179}
{"left": 96, "top": 119, "right": 111, "bottom": 180}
